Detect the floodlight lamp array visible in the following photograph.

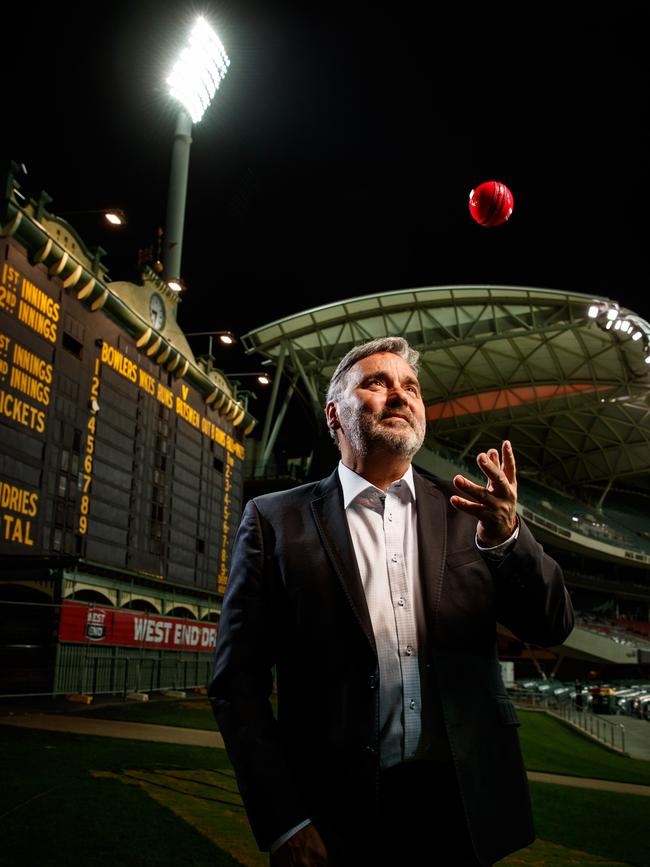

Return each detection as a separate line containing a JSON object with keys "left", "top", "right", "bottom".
{"left": 167, "top": 17, "right": 230, "bottom": 123}
{"left": 587, "top": 300, "right": 650, "bottom": 363}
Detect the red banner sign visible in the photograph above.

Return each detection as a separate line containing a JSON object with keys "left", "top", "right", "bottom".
{"left": 59, "top": 601, "right": 217, "bottom": 653}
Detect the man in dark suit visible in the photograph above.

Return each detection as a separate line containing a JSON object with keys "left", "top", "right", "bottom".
{"left": 209, "top": 337, "right": 574, "bottom": 866}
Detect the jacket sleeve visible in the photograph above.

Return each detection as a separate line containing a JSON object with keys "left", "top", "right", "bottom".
{"left": 208, "top": 500, "right": 309, "bottom": 851}
{"left": 491, "top": 518, "right": 575, "bottom": 647}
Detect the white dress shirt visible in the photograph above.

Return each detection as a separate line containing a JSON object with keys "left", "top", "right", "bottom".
{"left": 338, "top": 460, "right": 426, "bottom": 767}
{"left": 338, "top": 461, "right": 518, "bottom": 767}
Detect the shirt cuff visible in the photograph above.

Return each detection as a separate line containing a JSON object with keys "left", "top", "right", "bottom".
{"left": 475, "top": 520, "right": 520, "bottom": 557}
{"left": 270, "top": 819, "right": 313, "bottom": 853}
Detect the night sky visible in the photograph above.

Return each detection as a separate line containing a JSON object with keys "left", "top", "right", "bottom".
{"left": 4, "top": 3, "right": 649, "bottom": 379}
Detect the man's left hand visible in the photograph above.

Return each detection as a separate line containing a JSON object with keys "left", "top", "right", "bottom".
{"left": 450, "top": 440, "right": 518, "bottom": 546}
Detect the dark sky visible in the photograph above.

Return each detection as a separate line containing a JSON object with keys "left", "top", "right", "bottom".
{"left": 4, "top": 3, "right": 649, "bottom": 375}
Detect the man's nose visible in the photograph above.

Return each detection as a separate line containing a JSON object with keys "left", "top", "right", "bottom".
{"left": 386, "top": 386, "right": 409, "bottom": 405}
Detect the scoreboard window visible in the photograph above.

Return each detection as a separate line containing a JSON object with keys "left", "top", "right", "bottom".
{"left": 61, "top": 331, "right": 83, "bottom": 359}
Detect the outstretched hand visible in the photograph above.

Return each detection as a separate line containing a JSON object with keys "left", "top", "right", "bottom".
{"left": 450, "top": 440, "right": 518, "bottom": 546}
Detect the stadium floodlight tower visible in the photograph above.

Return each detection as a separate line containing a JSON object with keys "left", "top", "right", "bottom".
{"left": 164, "top": 16, "right": 230, "bottom": 291}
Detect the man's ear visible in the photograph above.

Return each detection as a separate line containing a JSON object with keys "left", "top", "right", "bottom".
{"left": 325, "top": 400, "right": 340, "bottom": 431}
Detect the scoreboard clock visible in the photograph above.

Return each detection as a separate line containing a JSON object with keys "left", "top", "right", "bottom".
{"left": 148, "top": 292, "right": 166, "bottom": 331}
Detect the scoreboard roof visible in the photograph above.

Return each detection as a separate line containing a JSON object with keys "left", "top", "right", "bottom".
{"left": 0, "top": 180, "right": 257, "bottom": 436}
{"left": 242, "top": 285, "right": 650, "bottom": 489}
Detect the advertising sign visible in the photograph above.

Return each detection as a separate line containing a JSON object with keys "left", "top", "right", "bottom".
{"left": 59, "top": 600, "right": 217, "bottom": 653}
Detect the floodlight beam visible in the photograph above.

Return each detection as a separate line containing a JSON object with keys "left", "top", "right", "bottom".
{"left": 166, "top": 17, "right": 230, "bottom": 124}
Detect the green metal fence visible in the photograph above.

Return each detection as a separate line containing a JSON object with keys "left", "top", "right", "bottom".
{"left": 54, "top": 643, "right": 213, "bottom": 697}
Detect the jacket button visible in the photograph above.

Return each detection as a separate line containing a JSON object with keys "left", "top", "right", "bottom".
{"left": 369, "top": 675, "right": 377, "bottom": 689}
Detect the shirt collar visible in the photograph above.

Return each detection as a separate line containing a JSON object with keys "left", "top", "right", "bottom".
{"left": 338, "top": 460, "right": 416, "bottom": 509}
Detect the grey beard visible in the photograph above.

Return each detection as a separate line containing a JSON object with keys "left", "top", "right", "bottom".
{"left": 339, "top": 403, "right": 426, "bottom": 460}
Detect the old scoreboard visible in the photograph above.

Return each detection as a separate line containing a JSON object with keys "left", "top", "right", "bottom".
{"left": 0, "top": 171, "right": 256, "bottom": 697}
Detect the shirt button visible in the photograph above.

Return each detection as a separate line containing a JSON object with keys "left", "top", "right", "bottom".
{"left": 405, "top": 645, "right": 413, "bottom": 656}
{"left": 388, "top": 513, "right": 393, "bottom": 521}
{"left": 391, "top": 553, "right": 398, "bottom": 562}
{"left": 398, "top": 597, "right": 405, "bottom": 607}
{"left": 410, "top": 700, "right": 416, "bottom": 710}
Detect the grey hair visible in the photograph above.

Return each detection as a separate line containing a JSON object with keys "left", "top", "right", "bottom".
{"left": 325, "top": 337, "right": 420, "bottom": 445}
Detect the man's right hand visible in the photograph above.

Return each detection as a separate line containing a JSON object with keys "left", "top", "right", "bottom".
{"left": 270, "top": 824, "right": 333, "bottom": 866}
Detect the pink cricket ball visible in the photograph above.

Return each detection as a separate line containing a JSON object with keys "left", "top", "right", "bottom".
{"left": 468, "top": 180, "right": 514, "bottom": 227}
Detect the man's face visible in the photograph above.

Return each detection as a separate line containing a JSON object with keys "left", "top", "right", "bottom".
{"left": 333, "top": 352, "right": 427, "bottom": 459}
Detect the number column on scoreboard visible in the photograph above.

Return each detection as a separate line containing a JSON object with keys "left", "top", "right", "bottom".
{"left": 78, "top": 355, "right": 101, "bottom": 537}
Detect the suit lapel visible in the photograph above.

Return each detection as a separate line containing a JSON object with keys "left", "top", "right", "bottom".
{"left": 414, "top": 470, "right": 448, "bottom": 626}
{"left": 311, "top": 470, "right": 376, "bottom": 654}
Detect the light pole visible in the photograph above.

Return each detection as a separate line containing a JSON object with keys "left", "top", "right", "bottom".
{"left": 59, "top": 208, "right": 127, "bottom": 226}
{"left": 228, "top": 372, "right": 272, "bottom": 387}
{"left": 184, "top": 330, "right": 236, "bottom": 358}
{"left": 164, "top": 16, "right": 230, "bottom": 289}
{"left": 227, "top": 373, "right": 272, "bottom": 413}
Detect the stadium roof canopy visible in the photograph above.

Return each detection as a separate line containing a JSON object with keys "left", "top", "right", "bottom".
{"left": 242, "top": 286, "right": 650, "bottom": 493}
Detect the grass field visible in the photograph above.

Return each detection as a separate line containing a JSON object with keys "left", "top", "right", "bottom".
{"left": 81, "top": 698, "right": 650, "bottom": 786}
{"left": 529, "top": 782, "right": 649, "bottom": 866}
{"left": 2, "top": 701, "right": 649, "bottom": 866}
{"left": 81, "top": 696, "right": 220, "bottom": 731}
{"left": 517, "top": 710, "right": 650, "bottom": 786}
{"left": 0, "top": 727, "right": 247, "bottom": 867}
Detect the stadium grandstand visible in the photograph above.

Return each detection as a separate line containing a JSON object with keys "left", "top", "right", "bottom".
{"left": 240, "top": 285, "right": 650, "bottom": 683}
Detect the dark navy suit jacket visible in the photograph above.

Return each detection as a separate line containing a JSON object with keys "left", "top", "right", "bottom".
{"left": 209, "top": 468, "right": 574, "bottom": 864}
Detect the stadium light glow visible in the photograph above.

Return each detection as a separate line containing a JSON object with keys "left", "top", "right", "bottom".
{"left": 184, "top": 330, "right": 237, "bottom": 346}
{"left": 59, "top": 208, "right": 127, "bottom": 227}
{"left": 104, "top": 209, "right": 126, "bottom": 226}
{"left": 167, "top": 17, "right": 230, "bottom": 123}
{"left": 228, "top": 372, "right": 273, "bottom": 386}
{"left": 592, "top": 302, "right": 650, "bottom": 356}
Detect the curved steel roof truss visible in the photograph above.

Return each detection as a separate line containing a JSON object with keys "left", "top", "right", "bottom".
{"left": 243, "top": 286, "right": 650, "bottom": 488}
